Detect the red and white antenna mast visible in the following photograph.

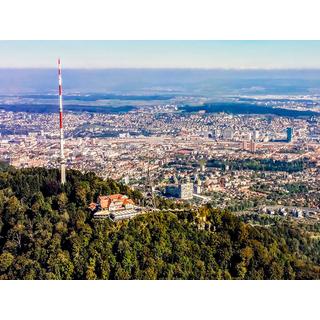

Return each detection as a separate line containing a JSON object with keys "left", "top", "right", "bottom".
{"left": 58, "top": 58, "right": 66, "bottom": 185}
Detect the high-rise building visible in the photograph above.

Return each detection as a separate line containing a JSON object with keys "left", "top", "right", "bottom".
{"left": 193, "top": 178, "right": 202, "bottom": 194}
{"left": 166, "top": 182, "right": 194, "bottom": 200}
{"left": 222, "top": 127, "right": 234, "bottom": 140}
{"left": 179, "top": 182, "right": 194, "bottom": 200}
{"left": 199, "top": 160, "right": 206, "bottom": 172}
{"left": 249, "top": 140, "right": 256, "bottom": 153}
{"left": 253, "top": 130, "right": 259, "bottom": 141}
{"left": 286, "top": 127, "right": 293, "bottom": 143}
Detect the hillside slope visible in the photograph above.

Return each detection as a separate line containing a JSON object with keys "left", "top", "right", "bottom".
{"left": 0, "top": 166, "right": 319, "bottom": 279}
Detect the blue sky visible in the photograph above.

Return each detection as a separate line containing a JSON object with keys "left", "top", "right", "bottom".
{"left": 1, "top": 41, "right": 320, "bottom": 69}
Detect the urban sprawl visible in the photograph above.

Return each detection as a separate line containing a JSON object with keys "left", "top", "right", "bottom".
{"left": 1, "top": 103, "right": 320, "bottom": 221}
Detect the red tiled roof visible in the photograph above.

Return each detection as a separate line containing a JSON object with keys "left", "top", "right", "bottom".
{"left": 123, "top": 198, "right": 134, "bottom": 205}
{"left": 97, "top": 194, "right": 134, "bottom": 210}
{"left": 108, "top": 194, "right": 125, "bottom": 200}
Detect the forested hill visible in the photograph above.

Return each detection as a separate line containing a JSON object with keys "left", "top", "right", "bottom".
{"left": 0, "top": 165, "right": 319, "bottom": 280}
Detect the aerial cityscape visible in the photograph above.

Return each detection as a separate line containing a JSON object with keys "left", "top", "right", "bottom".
{"left": 1, "top": 75, "right": 320, "bottom": 221}
{"left": 0, "top": 41, "right": 319, "bottom": 280}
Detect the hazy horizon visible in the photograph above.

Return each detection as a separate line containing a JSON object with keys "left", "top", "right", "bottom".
{"left": 2, "top": 41, "right": 320, "bottom": 69}
{"left": 2, "top": 68, "right": 320, "bottom": 95}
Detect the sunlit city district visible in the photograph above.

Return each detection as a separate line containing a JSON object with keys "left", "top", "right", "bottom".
{"left": 1, "top": 101, "right": 320, "bottom": 221}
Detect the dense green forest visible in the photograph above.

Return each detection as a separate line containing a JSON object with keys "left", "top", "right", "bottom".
{"left": 0, "top": 164, "right": 319, "bottom": 279}
{"left": 206, "top": 158, "right": 312, "bottom": 173}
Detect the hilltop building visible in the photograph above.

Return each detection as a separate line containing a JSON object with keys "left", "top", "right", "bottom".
{"left": 97, "top": 194, "right": 135, "bottom": 211}
{"left": 89, "top": 194, "right": 140, "bottom": 221}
